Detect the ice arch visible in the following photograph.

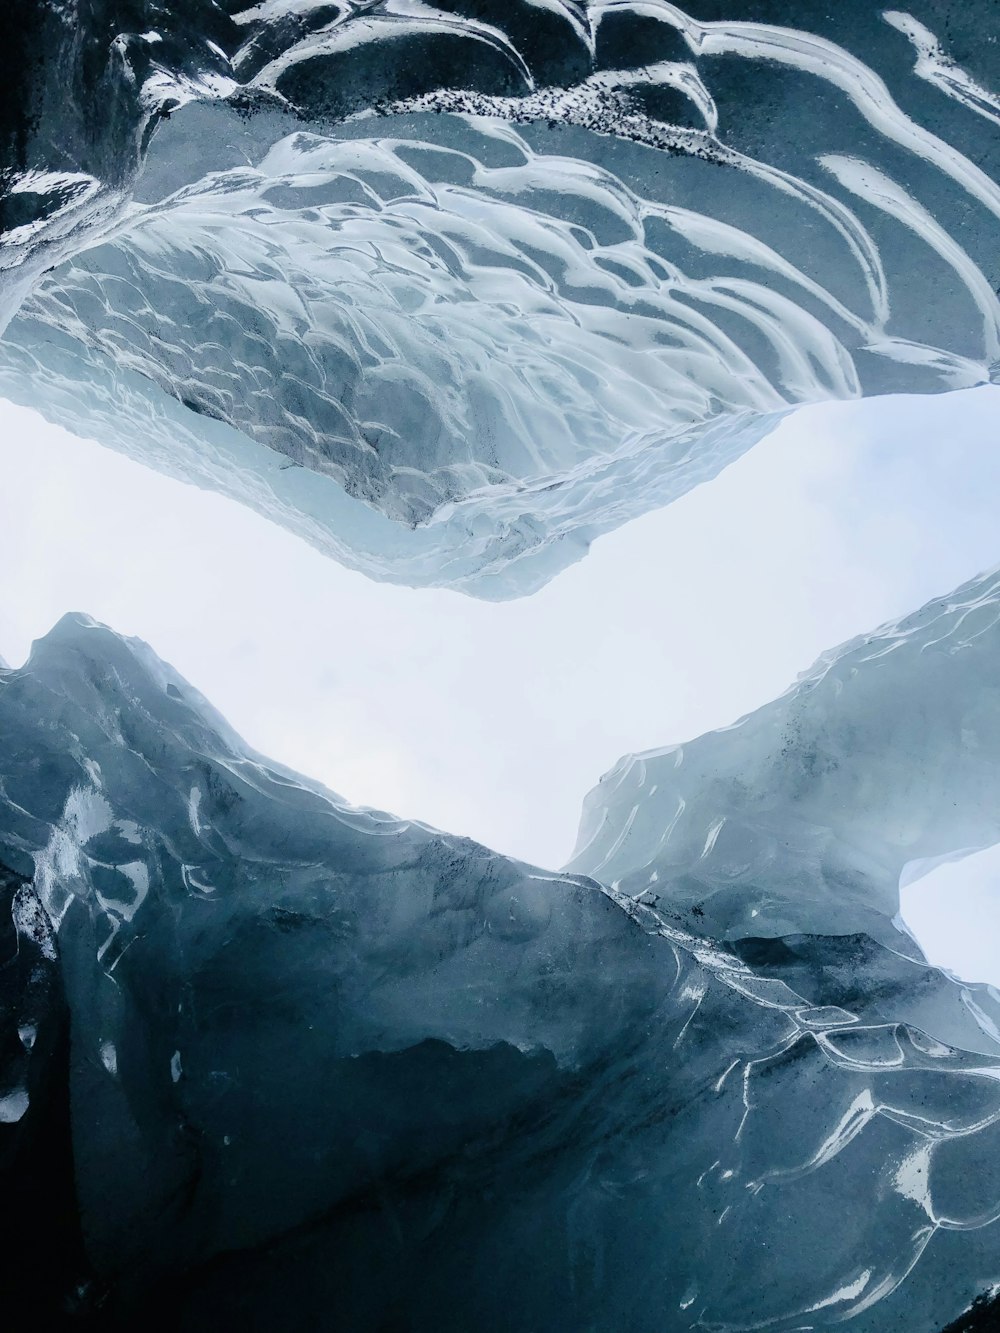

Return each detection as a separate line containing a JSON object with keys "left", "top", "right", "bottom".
{"left": 570, "top": 564, "right": 1000, "bottom": 947}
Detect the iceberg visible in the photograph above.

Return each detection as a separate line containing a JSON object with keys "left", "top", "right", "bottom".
{"left": 1, "top": 1, "right": 998, "bottom": 594}
{"left": 3, "top": 608, "right": 1000, "bottom": 1329}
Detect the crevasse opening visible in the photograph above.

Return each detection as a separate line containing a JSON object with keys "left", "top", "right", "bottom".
{"left": 4, "top": 384, "right": 1000, "bottom": 878}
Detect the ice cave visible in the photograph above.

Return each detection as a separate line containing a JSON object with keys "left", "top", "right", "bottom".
{"left": 1, "top": 2, "right": 1000, "bottom": 1329}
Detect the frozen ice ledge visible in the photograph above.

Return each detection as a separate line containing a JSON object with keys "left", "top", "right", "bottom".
{"left": 0, "top": 1, "right": 998, "bottom": 595}
{"left": 5, "top": 568, "right": 1000, "bottom": 1328}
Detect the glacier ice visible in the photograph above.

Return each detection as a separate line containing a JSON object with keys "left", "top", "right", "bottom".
{"left": 3, "top": 2, "right": 1000, "bottom": 1328}
{"left": 569, "top": 564, "right": 1000, "bottom": 949}
{"left": 0, "top": 1, "right": 998, "bottom": 593}
{"left": 3, "top": 608, "right": 1000, "bottom": 1329}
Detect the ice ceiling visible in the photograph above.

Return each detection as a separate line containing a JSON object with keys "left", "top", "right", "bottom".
{"left": 2, "top": 2, "right": 1000, "bottom": 1330}
{"left": 2, "top": 0, "right": 999, "bottom": 594}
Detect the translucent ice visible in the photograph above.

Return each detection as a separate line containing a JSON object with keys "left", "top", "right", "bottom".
{"left": 570, "top": 565, "right": 1000, "bottom": 947}
{"left": 1, "top": 2, "right": 997, "bottom": 593}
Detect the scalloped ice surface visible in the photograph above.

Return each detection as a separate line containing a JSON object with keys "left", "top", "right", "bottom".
{"left": 0, "top": 1, "right": 998, "bottom": 593}
{"left": 3, "top": 612, "right": 1000, "bottom": 1330}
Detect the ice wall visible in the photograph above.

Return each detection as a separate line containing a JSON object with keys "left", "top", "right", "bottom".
{"left": 2, "top": 615, "right": 1000, "bottom": 1329}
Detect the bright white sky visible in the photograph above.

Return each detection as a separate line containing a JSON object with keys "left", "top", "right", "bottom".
{"left": 2, "top": 388, "right": 1000, "bottom": 983}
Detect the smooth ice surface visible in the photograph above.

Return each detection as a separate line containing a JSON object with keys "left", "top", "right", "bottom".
{"left": 570, "top": 563, "right": 1000, "bottom": 949}
{"left": 3, "top": 614, "right": 1000, "bottom": 1329}
{"left": 0, "top": 2, "right": 998, "bottom": 593}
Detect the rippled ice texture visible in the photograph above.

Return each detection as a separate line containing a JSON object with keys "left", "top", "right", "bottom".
{"left": 3, "top": 600, "right": 1000, "bottom": 1329}
{"left": 0, "top": 1, "right": 998, "bottom": 593}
